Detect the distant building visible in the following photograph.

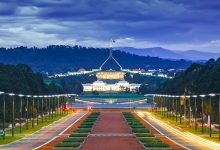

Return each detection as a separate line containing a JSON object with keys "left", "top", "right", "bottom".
{"left": 83, "top": 80, "right": 140, "bottom": 92}
{"left": 82, "top": 45, "right": 140, "bottom": 92}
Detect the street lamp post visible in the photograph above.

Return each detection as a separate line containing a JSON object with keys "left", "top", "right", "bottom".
{"left": 40, "top": 96, "right": 43, "bottom": 123}
{"left": 51, "top": 96, "right": 54, "bottom": 119}
{"left": 26, "top": 95, "right": 31, "bottom": 130}
{"left": 1, "top": 92, "right": 5, "bottom": 134}
{"left": 180, "top": 96, "right": 183, "bottom": 124}
{"left": 44, "top": 96, "right": 48, "bottom": 122}
{"left": 208, "top": 94, "right": 215, "bottom": 138}
{"left": 48, "top": 96, "right": 51, "bottom": 120}
{"left": 31, "top": 96, "right": 34, "bottom": 128}
{"left": 160, "top": 96, "right": 162, "bottom": 115}
{"left": 163, "top": 96, "right": 166, "bottom": 117}
{"left": 9, "top": 93, "right": 15, "bottom": 137}
{"left": 60, "top": 96, "right": 63, "bottom": 116}
{"left": 218, "top": 94, "right": 220, "bottom": 140}
{"left": 152, "top": 95, "right": 155, "bottom": 112}
{"left": 37, "top": 96, "right": 39, "bottom": 125}
{"left": 56, "top": 96, "right": 58, "bottom": 117}
{"left": 186, "top": 96, "right": 191, "bottom": 126}
{"left": 175, "top": 96, "right": 178, "bottom": 122}
{"left": 192, "top": 95, "right": 198, "bottom": 130}
{"left": 34, "top": 96, "right": 39, "bottom": 125}
{"left": 172, "top": 96, "right": 174, "bottom": 120}
{"left": 18, "top": 94, "right": 24, "bottom": 134}
{"left": 165, "top": 96, "right": 168, "bottom": 118}
{"left": 200, "top": 95, "right": 206, "bottom": 134}
{"left": 58, "top": 97, "right": 60, "bottom": 116}
{"left": 169, "top": 96, "right": 171, "bottom": 118}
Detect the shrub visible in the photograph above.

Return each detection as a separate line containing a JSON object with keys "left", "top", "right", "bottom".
{"left": 84, "top": 118, "right": 97, "bottom": 121}
{"left": 54, "top": 143, "right": 81, "bottom": 147}
{"left": 130, "top": 125, "right": 145, "bottom": 128}
{"left": 132, "top": 129, "right": 149, "bottom": 133}
{"left": 78, "top": 125, "right": 93, "bottom": 128}
{"left": 139, "top": 138, "right": 160, "bottom": 142}
{"left": 80, "top": 122, "right": 94, "bottom": 125}
{"left": 63, "top": 138, "right": 85, "bottom": 143}
{"left": 73, "top": 129, "right": 91, "bottom": 133}
{"left": 69, "top": 133, "right": 88, "bottom": 137}
{"left": 143, "top": 142, "right": 170, "bottom": 147}
{"left": 135, "top": 133, "right": 154, "bottom": 137}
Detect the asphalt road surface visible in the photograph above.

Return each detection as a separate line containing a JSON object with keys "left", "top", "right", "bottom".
{"left": 137, "top": 111, "right": 220, "bottom": 150}
{"left": 0, "top": 111, "right": 86, "bottom": 150}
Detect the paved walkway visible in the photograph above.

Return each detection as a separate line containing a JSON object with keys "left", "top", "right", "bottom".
{"left": 137, "top": 111, "right": 220, "bottom": 150}
{"left": 0, "top": 112, "right": 86, "bottom": 150}
{"left": 81, "top": 112, "right": 144, "bottom": 150}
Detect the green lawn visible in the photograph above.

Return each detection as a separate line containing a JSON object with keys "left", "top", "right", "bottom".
{"left": 0, "top": 136, "right": 22, "bottom": 145}
{"left": 151, "top": 111, "right": 220, "bottom": 143}
{"left": 0, "top": 112, "right": 69, "bottom": 145}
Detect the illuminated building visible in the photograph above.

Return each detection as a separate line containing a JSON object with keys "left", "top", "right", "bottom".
{"left": 82, "top": 45, "right": 140, "bottom": 92}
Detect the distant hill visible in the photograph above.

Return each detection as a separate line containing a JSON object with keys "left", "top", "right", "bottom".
{"left": 115, "top": 47, "right": 220, "bottom": 60}
{"left": 0, "top": 45, "right": 192, "bottom": 73}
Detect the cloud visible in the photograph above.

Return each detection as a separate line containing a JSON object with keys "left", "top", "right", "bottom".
{"left": 0, "top": 0, "right": 220, "bottom": 52}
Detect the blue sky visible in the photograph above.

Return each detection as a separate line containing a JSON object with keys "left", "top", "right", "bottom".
{"left": 0, "top": 0, "right": 220, "bottom": 52}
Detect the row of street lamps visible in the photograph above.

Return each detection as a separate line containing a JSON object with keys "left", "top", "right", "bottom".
{"left": 1, "top": 91, "right": 76, "bottom": 137}
{"left": 148, "top": 93, "right": 220, "bottom": 140}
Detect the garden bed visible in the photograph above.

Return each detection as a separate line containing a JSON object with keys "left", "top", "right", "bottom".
{"left": 54, "top": 112, "right": 100, "bottom": 149}
{"left": 123, "top": 112, "right": 171, "bottom": 149}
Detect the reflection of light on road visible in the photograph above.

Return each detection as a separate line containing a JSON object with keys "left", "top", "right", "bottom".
{"left": 137, "top": 111, "right": 220, "bottom": 150}
{"left": 137, "top": 111, "right": 145, "bottom": 117}
{"left": 75, "top": 99, "right": 101, "bottom": 104}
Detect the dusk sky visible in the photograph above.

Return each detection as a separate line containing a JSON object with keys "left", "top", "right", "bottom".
{"left": 1, "top": 0, "right": 220, "bottom": 52}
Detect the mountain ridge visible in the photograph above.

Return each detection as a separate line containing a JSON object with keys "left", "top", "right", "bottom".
{"left": 0, "top": 45, "right": 192, "bottom": 73}
{"left": 115, "top": 47, "right": 220, "bottom": 60}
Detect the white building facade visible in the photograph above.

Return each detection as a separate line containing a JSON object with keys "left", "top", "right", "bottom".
{"left": 83, "top": 80, "right": 140, "bottom": 92}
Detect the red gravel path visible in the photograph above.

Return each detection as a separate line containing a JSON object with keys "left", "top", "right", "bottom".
{"left": 81, "top": 112, "right": 144, "bottom": 150}
{"left": 92, "top": 112, "right": 131, "bottom": 134}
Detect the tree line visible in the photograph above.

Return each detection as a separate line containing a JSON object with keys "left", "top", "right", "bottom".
{"left": 0, "top": 45, "right": 192, "bottom": 73}
{"left": 0, "top": 63, "right": 63, "bottom": 123}
{"left": 157, "top": 58, "right": 220, "bottom": 122}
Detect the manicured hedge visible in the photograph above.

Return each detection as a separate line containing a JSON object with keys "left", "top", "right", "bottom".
{"left": 135, "top": 133, "right": 154, "bottom": 137}
{"left": 139, "top": 138, "right": 160, "bottom": 143}
{"left": 80, "top": 122, "right": 94, "bottom": 125}
{"left": 130, "top": 125, "right": 145, "bottom": 128}
{"left": 143, "top": 142, "right": 170, "bottom": 147}
{"left": 84, "top": 118, "right": 97, "bottom": 121}
{"left": 63, "top": 138, "right": 85, "bottom": 142}
{"left": 132, "top": 129, "right": 150, "bottom": 133}
{"left": 78, "top": 125, "right": 93, "bottom": 128}
{"left": 54, "top": 143, "right": 81, "bottom": 147}
{"left": 73, "top": 129, "right": 91, "bottom": 133}
{"left": 69, "top": 133, "right": 88, "bottom": 137}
